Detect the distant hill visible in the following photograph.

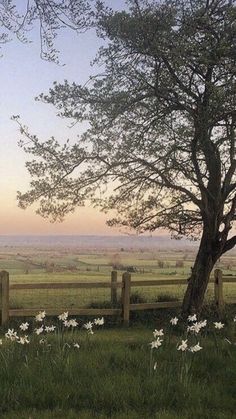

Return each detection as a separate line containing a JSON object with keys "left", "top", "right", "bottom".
{"left": 0, "top": 235, "right": 199, "bottom": 250}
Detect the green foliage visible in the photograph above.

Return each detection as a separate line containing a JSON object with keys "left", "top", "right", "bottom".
{"left": 130, "top": 291, "right": 147, "bottom": 304}
{"left": 16, "top": 0, "right": 235, "bottom": 244}
{"left": 14, "top": 0, "right": 236, "bottom": 311}
{"left": 156, "top": 294, "right": 179, "bottom": 303}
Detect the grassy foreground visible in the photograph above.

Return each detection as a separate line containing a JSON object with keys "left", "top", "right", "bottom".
{"left": 0, "top": 323, "right": 236, "bottom": 419}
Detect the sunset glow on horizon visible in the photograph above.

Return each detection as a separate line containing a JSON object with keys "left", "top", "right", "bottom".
{"left": 0, "top": 10, "right": 124, "bottom": 236}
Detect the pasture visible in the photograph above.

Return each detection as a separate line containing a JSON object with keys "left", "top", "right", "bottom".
{"left": 0, "top": 317, "right": 236, "bottom": 419}
{"left": 0, "top": 244, "right": 236, "bottom": 311}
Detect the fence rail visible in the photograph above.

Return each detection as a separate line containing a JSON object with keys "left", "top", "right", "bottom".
{"left": 1, "top": 269, "right": 236, "bottom": 326}
{"left": 10, "top": 282, "right": 122, "bottom": 290}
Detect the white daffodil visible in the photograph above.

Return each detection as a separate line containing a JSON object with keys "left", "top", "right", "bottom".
{"left": 233, "top": 316, "right": 236, "bottom": 322}
{"left": 63, "top": 319, "right": 78, "bottom": 328}
{"left": 198, "top": 319, "right": 207, "bottom": 328}
{"left": 214, "top": 322, "right": 224, "bottom": 329}
{"left": 45, "top": 325, "right": 56, "bottom": 333}
{"left": 67, "top": 319, "right": 78, "bottom": 328}
{"left": 18, "top": 335, "right": 30, "bottom": 345}
{"left": 150, "top": 337, "right": 163, "bottom": 349}
{"left": 170, "top": 317, "right": 178, "bottom": 325}
{"left": 177, "top": 340, "right": 188, "bottom": 351}
{"left": 153, "top": 329, "right": 164, "bottom": 338}
{"left": 189, "top": 342, "right": 202, "bottom": 353}
{"left": 35, "top": 311, "right": 46, "bottom": 322}
{"left": 187, "top": 319, "right": 207, "bottom": 334}
{"left": 153, "top": 362, "right": 157, "bottom": 371}
{"left": 83, "top": 321, "right": 93, "bottom": 330}
{"left": 94, "top": 317, "right": 104, "bottom": 326}
{"left": 58, "top": 311, "right": 68, "bottom": 321}
{"left": 73, "top": 343, "right": 80, "bottom": 349}
{"left": 0, "top": 339, "right": 2, "bottom": 345}
{"left": 5, "top": 329, "right": 18, "bottom": 341}
{"left": 19, "top": 322, "right": 29, "bottom": 331}
{"left": 39, "top": 339, "right": 47, "bottom": 345}
{"left": 187, "top": 323, "right": 201, "bottom": 334}
{"left": 187, "top": 314, "right": 197, "bottom": 322}
{"left": 35, "top": 326, "right": 44, "bottom": 335}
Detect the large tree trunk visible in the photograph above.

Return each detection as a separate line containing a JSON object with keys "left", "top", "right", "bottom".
{"left": 182, "top": 227, "right": 221, "bottom": 315}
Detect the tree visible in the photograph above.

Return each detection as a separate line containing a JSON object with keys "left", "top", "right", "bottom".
{"left": 0, "top": 0, "right": 94, "bottom": 62}
{"left": 16, "top": 0, "right": 236, "bottom": 314}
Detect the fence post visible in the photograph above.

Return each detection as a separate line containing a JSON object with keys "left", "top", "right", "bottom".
{"left": 122, "top": 272, "right": 131, "bottom": 326}
{"left": 0, "top": 271, "right": 9, "bottom": 326}
{"left": 214, "top": 269, "right": 224, "bottom": 314}
{"left": 111, "top": 270, "right": 118, "bottom": 306}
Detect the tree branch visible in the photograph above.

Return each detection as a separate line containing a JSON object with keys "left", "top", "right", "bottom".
{"left": 221, "top": 235, "right": 236, "bottom": 255}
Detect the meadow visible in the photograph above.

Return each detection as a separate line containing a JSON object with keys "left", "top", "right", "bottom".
{"left": 0, "top": 244, "right": 236, "bottom": 311}
{"left": 0, "top": 313, "right": 236, "bottom": 419}
{"left": 0, "top": 244, "right": 236, "bottom": 418}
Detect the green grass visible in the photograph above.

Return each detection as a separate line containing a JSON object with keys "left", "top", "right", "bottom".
{"left": 0, "top": 324, "right": 236, "bottom": 418}
{"left": 0, "top": 247, "right": 235, "bottom": 309}
{"left": 1, "top": 247, "right": 236, "bottom": 417}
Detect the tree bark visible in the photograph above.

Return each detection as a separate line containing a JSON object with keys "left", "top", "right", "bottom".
{"left": 182, "top": 227, "right": 221, "bottom": 315}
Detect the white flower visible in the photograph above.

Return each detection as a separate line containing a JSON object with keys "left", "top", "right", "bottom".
{"left": 153, "top": 329, "right": 164, "bottom": 338}
{"left": 5, "top": 329, "right": 18, "bottom": 341}
{"left": 177, "top": 340, "right": 188, "bottom": 351}
{"left": 233, "top": 316, "right": 236, "bottom": 322}
{"left": 187, "top": 323, "right": 201, "bottom": 334}
{"left": 0, "top": 339, "right": 2, "bottom": 345}
{"left": 39, "top": 339, "right": 46, "bottom": 345}
{"left": 187, "top": 320, "right": 207, "bottom": 334}
{"left": 70, "top": 319, "right": 78, "bottom": 327}
{"left": 58, "top": 311, "right": 68, "bottom": 321}
{"left": 19, "top": 322, "right": 29, "bottom": 331}
{"left": 189, "top": 342, "right": 202, "bottom": 353}
{"left": 83, "top": 321, "right": 94, "bottom": 334}
{"left": 214, "top": 322, "right": 224, "bottom": 329}
{"left": 170, "top": 317, "right": 178, "bottom": 325}
{"left": 18, "top": 335, "right": 30, "bottom": 345}
{"left": 35, "top": 311, "right": 46, "bottom": 322}
{"left": 198, "top": 319, "right": 207, "bottom": 328}
{"left": 188, "top": 314, "right": 197, "bottom": 322}
{"left": 63, "top": 319, "right": 78, "bottom": 328}
{"left": 73, "top": 343, "right": 80, "bottom": 349}
{"left": 83, "top": 321, "right": 93, "bottom": 330}
{"left": 35, "top": 326, "right": 44, "bottom": 335}
{"left": 94, "top": 317, "right": 104, "bottom": 326}
{"left": 153, "top": 362, "right": 157, "bottom": 371}
{"left": 150, "top": 337, "right": 163, "bottom": 349}
{"left": 45, "top": 325, "right": 56, "bottom": 333}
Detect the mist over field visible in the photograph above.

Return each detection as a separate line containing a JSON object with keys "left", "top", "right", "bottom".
{"left": 0, "top": 235, "right": 200, "bottom": 250}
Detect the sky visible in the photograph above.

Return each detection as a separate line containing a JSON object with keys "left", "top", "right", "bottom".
{"left": 0, "top": 0, "right": 130, "bottom": 236}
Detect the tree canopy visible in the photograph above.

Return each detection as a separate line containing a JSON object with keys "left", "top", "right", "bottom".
{"left": 0, "top": 0, "right": 94, "bottom": 62}
{"left": 16, "top": 0, "right": 236, "bottom": 312}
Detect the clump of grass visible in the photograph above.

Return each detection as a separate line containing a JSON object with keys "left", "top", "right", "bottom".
{"left": 130, "top": 292, "right": 147, "bottom": 304}
{"left": 156, "top": 294, "right": 179, "bottom": 303}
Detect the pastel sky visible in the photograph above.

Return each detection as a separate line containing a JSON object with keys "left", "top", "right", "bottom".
{"left": 0, "top": 0, "right": 129, "bottom": 235}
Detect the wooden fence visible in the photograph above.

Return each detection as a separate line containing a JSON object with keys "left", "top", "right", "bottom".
{"left": 0, "top": 269, "right": 236, "bottom": 326}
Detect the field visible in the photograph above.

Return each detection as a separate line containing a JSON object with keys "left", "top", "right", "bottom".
{"left": 1, "top": 322, "right": 236, "bottom": 419}
{"left": 0, "top": 243, "right": 236, "bottom": 312}
{"left": 0, "top": 242, "right": 236, "bottom": 418}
